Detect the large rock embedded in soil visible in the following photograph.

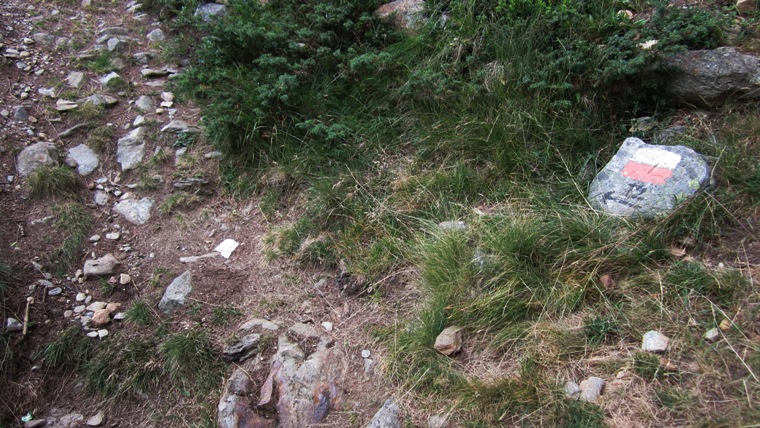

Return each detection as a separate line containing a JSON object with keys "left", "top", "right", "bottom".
{"left": 588, "top": 138, "right": 710, "bottom": 218}
{"left": 376, "top": 0, "right": 425, "bottom": 29}
{"left": 113, "top": 197, "right": 154, "bottom": 225}
{"left": 663, "top": 47, "right": 760, "bottom": 107}
{"left": 17, "top": 141, "right": 58, "bottom": 177}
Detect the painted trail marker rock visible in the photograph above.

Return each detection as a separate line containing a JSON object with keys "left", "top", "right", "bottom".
{"left": 589, "top": 138, "right": 709, "bottom": 217}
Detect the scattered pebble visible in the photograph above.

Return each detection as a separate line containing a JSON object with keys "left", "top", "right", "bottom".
{"left": 47, "top": 287, "right": 63, "bottom": 296}
{"left": 361, "top": 349, "right": 371, "bottom": 359}
{"left": 641, "top": 330, "right": 670, "bottom": 353}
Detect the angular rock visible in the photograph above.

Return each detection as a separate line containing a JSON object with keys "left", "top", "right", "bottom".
{"left": 239, "top": 318, "right": 280, "bottom": 333}
{"left": 33, "top": 33, "right": 55, "bottom": 45}
{"left": 737, "top": 0, "right": 757, "bottom": 12}
{"left": 147, "top": 28, "right": 165, "bottom": 42}
{"left": 434, "top": 326, "right": 463, "bottom": 356}
{"left": 223, "top": 333, "right": 261, "bottom": 362}
{"left": 135, "top": 95, "right": 154, "bottom": 111}
{"left": 91, "top": 308, "right": 112, "bottom": 327}
{"left": 194, "top": 3, "right": 228, "bottom": 21}
{"left": 106, "top": 37, "right": 126, "bottom": 53}
{"left": 132, "top": 52, "right": 154, "bottom": 64}
{"left": 86, "top": 411, "right": 104, "bottom": 426}
{"left": 56, "top": 99, "right": 79, "bottom": 111}
{"left": 579, "top": 377, "right": 604, "bottom": 402}
{"left": 588, "top": 138, "right": 710, "bottom": 218}
{"left": 66, "top": 144, "right": 99, "bottom": 176}
{"left": 113, "top": 197, "right": 154, "bottom": 225}
{"left": 140, "top": 68, "right": 170, "bottom": 78}
{"left": 218, "top": 360, "right": 275, "bottom": 428}
{"left": 5, "top": 317, "right": 23, "bottom": 332}
{"left": 161, "top": 119, "right": 201, "bottom": 134}
{"left": 78, "top": 94, "right": 118, "bottom": 107}
{"left": 565, "top": 381, "right": 581, "bottom": 399}
{"left": 270, "top": 335, "right": 348, "bottom": 427}
{"left": 663, "top": 47, "right": 760, "bottom": 107}
{"left": 158, "top": 271, "right": 192, "bottom": 314}
{"left": 66, "top": 71, "right": 86, "bottom": 88}
{"left": 23, "top": 419, "right": 48, "bottom": 428}
{"left": 704, "top": 327, "right": 720, "bottom": 342}
{"left": 376, "top": 0, "right": 425, "bottom": 29}
{"left": 366, "top": 398, "right": 400, "bottom": 428}
{"left": 83, "top": 254, "right": 121, "bottom": 278}
{"left": 38, "top": 87, "right": 56, "bottom": 98}
{"left": 116, "top": 127, "right": 146, "bottom": 171}
{"left": 17, "top": 141, "right": 58, "bottom": 177}
{"left": 642, "top": 330, "right": 671, "bottom": 353}
{"left": 14, "top": 106, "right": 29, "bottom": 121}
{"left": 99, "top": 72, "right": 123, "bottom": 87}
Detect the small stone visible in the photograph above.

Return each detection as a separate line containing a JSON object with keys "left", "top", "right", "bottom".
{"left": 66, "top": 144, "right": 99, "bottom": 176}
{"left": 107, "top": 37, "right": 126, "bottom": 52}
{"left": 99, "top": 72, "right": 122, "bottom": 87}
{"left": 78, "top": 94, "right": 118, "bottom": 107}
{"left": 14, "top": 106, "right": 29, "bottom": 121}
{"left": 361, "top": 349, "right": 371, "bottom": 359}
{"left": 160, "top": 92, "right": 174, "bottom": 102}
{"left": 579, "top": 377, "right": 605, "bottom": 402}
{"left": 65, "top": 71, "right": 85, "bottom": 88}
{"left": 89, "top": 234, "right": 102, "bottom": 242}
{"left": 719, "top": 319, "right": 731, "bottom": 331}
{"left": 434, "top": 326, "right": 463, "bottom": 356}
{"left": 5, "top": 318, "right": 23, "bottom": 332}
{"left": 87, "top": 301, "right": 107, "bottom": 311}
{"left": 364, "top": 358, "right": 375, "bottom": 375}
{"left": 74, "top": 305, "right": 86, "bottom": 313}
{"left": 194, "top": 2, "right": 228, "bottom": 21}
{"left": 87, "top": 331, "right": 99, "bottom": 338}
{"left": 140, "top": 68, "right": 170, "bottom": 78}
{"left": 106, "top": 302, "right": 122, "bottom": 312}
{"left": 642, "top": 330, "right": 671, "bottom": 353}
{"left": 47, "top": 287, "right": 63, "bottom": 296}
{"left": 23, "top": 418, "right": 47, "bottom": 428}
{"left": 86, "top": 411, "right": 104, "bottom": 426}
{"left": 76, "top": 292, "right": 86, "bottom": 301}
{"left": 133, "top": 115, "right": 145, "bottom": 127}
{"left": 119, "top": 273, "right": 131, "bottom": 285}
{"left": 113, "top": 312, "right": 126, "bottom": 320}
{"left": 321, "top": 321, "right": 333, "bottom": 332}
{"left": 105, "top": 232, "right": 121, "bottom": 240}
{"left": 117, "top": 127, "right": 147, "bottom": 171}
{"left": 83, "top": 254, "right": 121, "bottom": 278}
{"left": 55, "top": 99, "right": 78, "bottom": 111}
{"left": 135, "top": 95, "right": 154, "bottom": 111}
{"left": 97, "top": 329, "right": 109, "bottom": 338}
{"left": 704, "top": 327, "right": 720, "bottom": 342}
{"left": 565, "top": 381, "right": 581, "bottom": 398}
{"left": 94, "top": 191, "right": 109, "bottom": 206}
{"left": 147, "top": 28, "right": 165, "bottom": 42}
{"left": 158, "top": 271, "right": 192, "bottom": 314}
{"left": 366, "top": 398, "right": 400, "bottom": 428}
{"left": 204, "top": 151, "right": 222, "bottom": 159}
{"left": 439, "top": 220, "right": 466, "bottom": 230}
{"left": 64, "top": 310, "right": 73, "bottom": 318}
{"left": 91, "top": 308, "right": 112, "bottom": 327}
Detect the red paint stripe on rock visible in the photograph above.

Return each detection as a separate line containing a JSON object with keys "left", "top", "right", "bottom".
{"left": 621, "top": 161, "right": 673, "bottom": 185}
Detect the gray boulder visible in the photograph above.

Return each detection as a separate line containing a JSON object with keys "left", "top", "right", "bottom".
{"left": 376, "top": 0, "right": 425, "bottom": 29}
{"left": 588, "top": 137, "right": 709, "bottom": 218}
{"left": 217, "top": 360, "right": 275, "bottom": 428}
{"left": 158, "top": 271, "right": 192, "bottom": 314}
{"left": 135, "top": 95, "right": 154, "bottom": 111}
{"left": 663, "top": 47, "right": 760, "bottom": 107}
{"left": 17, "top": 142, "right": 58, "bottom": 177}
{"left": 366, "top": 398, "right": 400, "bottom": 428}
{"left": 160, "top": 120, "right": 201, "bottom": 134}
{"left": 66, "top": 144, "right": 99, "bottom": 176}
{"left": 194, "top": 3, "right": 228, "bottom": 21}
{"left": 113, "top": 197, "right": 154, "bottom": 225}
{"left": 116, "top": 127, "right": 146, "bottom": 171}
{"left": 77, "top": 94, "right": 118, "bottom": 107}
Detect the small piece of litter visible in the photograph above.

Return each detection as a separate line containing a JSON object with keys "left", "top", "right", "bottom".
{"left": 214, "top": 239, "right": 239, "bottom": 258}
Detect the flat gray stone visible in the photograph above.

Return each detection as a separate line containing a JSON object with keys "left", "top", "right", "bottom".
{"left": 223, "top": 333, "right": 260, "bottom": 362}
{"left": 66, "top": 144, "right": 99, "bottom": 175}
{"left": 238, "top": 317, "right": 280, "bottom": 333}
{"left": 65, "top": 71, "right": 86, "bottom": 88}
{"left": 588, "top": 138, "right": 710, "bottom": 218}
{"left": 366, "top": 398, "right": 400, "bottom": 428}
{"left": 14, "top": 106, "right": 29, "bottom": 121}
{"left": 160, "top": 120, "right": 200, "bottom": 134}
{"left": 113, "top": 197, "right": 154, "bottom": 225}
{"left": 32, "top": 32, "right": 55, "bottom": 45}
{"left": 83, "top": 254, "right": 121, "bottom": 278}
{"left": 565, "top": 381, "right": 581, "bottom": 398}
{"left": 56, "top": 99, "right": 79, "bottom": 111}
{"left": 93, "top": 190, "right": 109, "bottom": 206}
{"left": 194, "top": 3, "right": 227, "bottom": 21}
{"left": 78, "top": 94, "right": 118, "bottom": 107}
{"left": 17, "top": 141, "right": 58, "bottom": 177}
{"left": 5, "top": 317, "right": 23, "bottom": 332}
{"left": 158, "top": 271, "right": 192, "bottom": 314}
{"left": 116, "top": 127, "right": 146, "bottom": 171}
{"left": 106, "top": 37, "right": 126, "bottom": 52}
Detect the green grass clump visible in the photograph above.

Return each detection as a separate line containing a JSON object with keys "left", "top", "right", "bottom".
{"left": 28, "top": 166, "right": 80, "bottom": 198}
{"left": 51, "top": 202, "right": 93, "bottom": 269}
{"left": 125, "top": 300, "right": 153, "bottom": 325}
{"left": 37, "top": 326, "right": 93, "bottom": 369}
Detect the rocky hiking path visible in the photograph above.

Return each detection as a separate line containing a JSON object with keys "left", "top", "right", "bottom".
{"left": 0, "top": 1, "right": 409, "bottom": 427}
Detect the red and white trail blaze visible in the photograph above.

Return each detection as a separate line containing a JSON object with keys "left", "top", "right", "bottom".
{"left": 620, "top": 147, "right": 681, "bottom": 185}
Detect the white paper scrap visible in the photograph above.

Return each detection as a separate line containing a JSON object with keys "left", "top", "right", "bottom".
{"left": 214, "top": 239, "right": 239, "bottom": 258}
